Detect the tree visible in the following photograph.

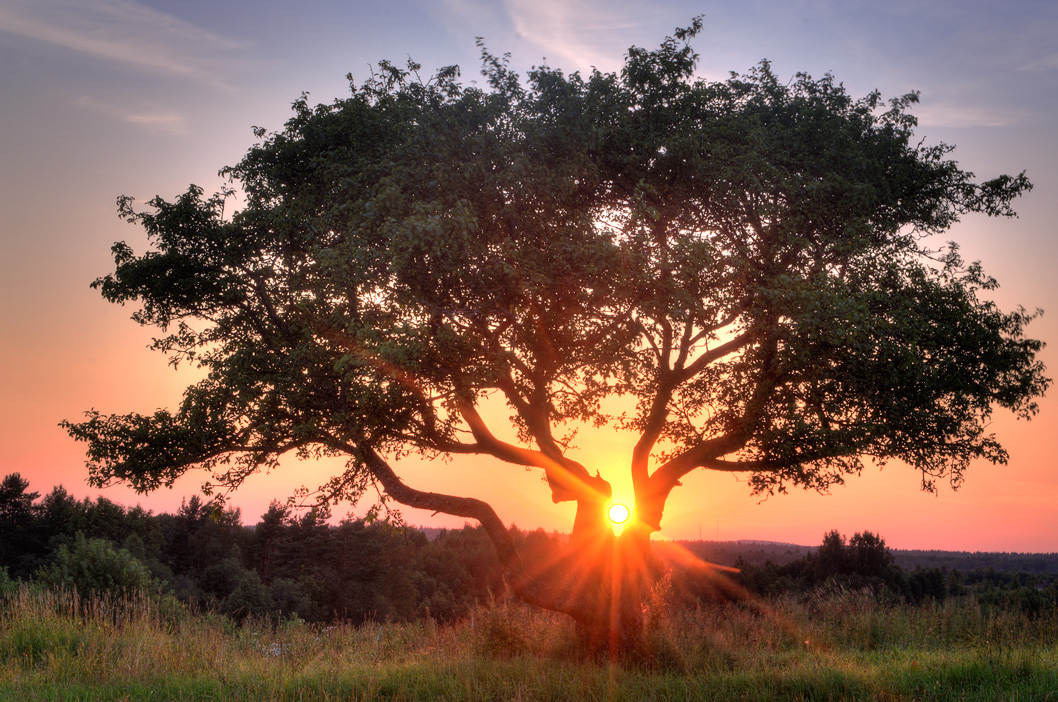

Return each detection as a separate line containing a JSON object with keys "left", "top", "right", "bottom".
{"left": 814, "top": 530, "right": 848, "bottom": 581}
{"left": 36, "top": 486, "right": 88, "bottom": 546}
{"left": 813, "top": 529, "right": 903, "bottom": 592}
{"left": 0, "top": 473, "right": 43, "bottom": 577}
{"left": 63, "top": 21, "right": 1048, "bottom": 650}
{"left": 0, "top": 473, "right": 38, "bottom": 525}
{"left": 848, "top": 531, "right": 894, "bottom": 580}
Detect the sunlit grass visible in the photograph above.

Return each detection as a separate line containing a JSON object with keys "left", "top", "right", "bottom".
{"left": 2, "top": 583, "right": 1057, "bottom": 700}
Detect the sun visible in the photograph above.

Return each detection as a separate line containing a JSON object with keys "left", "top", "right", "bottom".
{"left": 607, "top": 502, "right": 630, "bottom": 525}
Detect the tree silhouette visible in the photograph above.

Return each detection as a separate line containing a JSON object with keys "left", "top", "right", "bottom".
{"left": 0, "top": 473, "right": 41, "bottom": 577}
{"left": 63, "top": 20, "right": 1048, "bottom": 649}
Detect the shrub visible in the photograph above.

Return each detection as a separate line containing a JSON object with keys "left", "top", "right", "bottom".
{"left": 0, "top": 566, "right": 16, "bottom": 597}
{"left": 36, "top": 533, "right": 158, "bottom": 598}
{"left": 475, "top": 604, "right": 529, "bottom": 658}
{"left": 222, "top": 569, "right": 273, "bottom": 621}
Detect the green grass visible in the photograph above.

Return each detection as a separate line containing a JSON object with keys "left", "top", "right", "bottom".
{"left": 2, "top": 585, "right": 1057, "bottom": 701}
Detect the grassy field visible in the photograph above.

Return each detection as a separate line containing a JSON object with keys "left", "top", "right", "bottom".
{"left": 2, "top": 584, "right": 1057, "bottom": 701}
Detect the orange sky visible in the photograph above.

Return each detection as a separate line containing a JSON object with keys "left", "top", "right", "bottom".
{"left": 2, "top": 0, "right": 1056, "bottom": 552}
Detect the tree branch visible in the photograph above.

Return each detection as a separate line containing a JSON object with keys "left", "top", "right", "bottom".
{"left": 630, "top": 326, "right": 754, "bottom": 496}
{"left": 678, "top": 329, "right": 756, "bottom": 381}
{"left": 351, "top": 442, "right": 609, "bottom": 623}
{"left": 641, "top": 331, "right": 782, "bottom": 529}
{"left": 455, "top": 396, "right": 601, "bottom": 503}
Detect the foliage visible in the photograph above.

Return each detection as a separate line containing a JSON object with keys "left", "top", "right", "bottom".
{"left": 735, "top": 530, "right": 898, "bottom": 598}
{"left": 1, "top": 473, "right": 530, "bottom": 626}
{"left": 729, "top": 529, "right": 1058, "bottom": 612}
{"left": 36, "top": 533, "right": 159, "bottom": 599}
{"left": 0, "top": 567, "right": 15, "bottom": 598}
{"left": 61, "top": 22, "right": 1047, "bottom": 539}
{"left": 0, "top": 473, "right": 41, "bottom": 579}
{"left": 0, "top": 473, "right": 37, "bottom": 524}
{"left": 474, "top": 602, "right": 531, "bottom": 658}
{"left": 0, "top": 482, "right": 168, "bottom": 582}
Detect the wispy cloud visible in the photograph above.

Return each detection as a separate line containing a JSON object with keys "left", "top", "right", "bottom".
{"left": 75, "top": 95, "right": 189, "bottom": 135}
{"left": 914, "top": 98, "right": 1031, "bottom": 130}
{"left": 0, "top": 0, "right": 243, "bottom": 86}
{"left": 1020, "top": 54, "right": 1058, "bottom": 71}
{"left": 435, "top": 0, "right": 510, "bottom": 35}
{"left": 915, "top": 104, "right": 1022, "bottom": 130}
{"left": 436, "top": 0, "right": 669, "bottom": 74}
{"left": 122, "top": 111, "right": 187, "bottom": 133}
{"left": 502, "top": 0, "right": 662, "bottom": 72}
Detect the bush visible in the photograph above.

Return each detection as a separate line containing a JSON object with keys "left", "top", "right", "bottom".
{"left": 0, "top": 566, "right": 17, "bottom": 597}
{"left": 222, "top": 569, "right": 273, "bottom": 621}
{"left": 268, "top": 577, "right": 315, "bottom": 621}
{"left": 36, "top": 533, "right": 158, "bottom": 598}
{"left": 475, "top": 604, "right": 529, "bottom": 658}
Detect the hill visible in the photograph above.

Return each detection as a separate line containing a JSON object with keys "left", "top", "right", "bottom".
{"left": 675, "top": 539, "right": 1058, "bottom": 574}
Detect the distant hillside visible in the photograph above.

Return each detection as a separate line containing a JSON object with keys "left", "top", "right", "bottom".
{"left": 674, "top": 539, "right": 1058, "bottom": 574}
{"left": 890, "top": 549, "right": 1058, "bottom": 575}
{"left": 409, "top": 528, "right": 1058, "bottom": 575}
{"left": 676, "top": 540, "right": 813, "bottom": 568}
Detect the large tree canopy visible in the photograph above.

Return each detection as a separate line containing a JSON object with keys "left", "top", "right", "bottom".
{"left": 65, "top": 22, "right": 1048, "bottom": 646}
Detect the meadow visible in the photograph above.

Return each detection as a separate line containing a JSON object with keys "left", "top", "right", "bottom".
{"left": 3, "top": 583, "right": 1057, "bottom": 701}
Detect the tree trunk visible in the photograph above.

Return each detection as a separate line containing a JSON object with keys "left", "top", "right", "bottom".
{"left": 541, "top": 488, "right": 657, "bottom": 655}
{"left": 357, "top": 444, "right": 657, "bottom": 654}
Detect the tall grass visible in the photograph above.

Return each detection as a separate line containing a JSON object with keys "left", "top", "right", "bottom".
{"left": 2, "top": 583, "right": 1057, "bottom": 700}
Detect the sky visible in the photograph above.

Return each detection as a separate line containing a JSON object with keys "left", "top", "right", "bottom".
{"left": 1, "top": 0, "right": 1056, "bottom": 552}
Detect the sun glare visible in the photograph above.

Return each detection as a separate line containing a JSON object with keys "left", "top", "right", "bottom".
{"left": 607, "top": 502, "right": 630, "bottom": 525}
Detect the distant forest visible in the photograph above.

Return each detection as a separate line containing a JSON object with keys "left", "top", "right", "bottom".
{"left": 3, "top": 473, "right": 1057, "bottom": 624}
{"left": 684, "top": 540, "right": 1058, "bottom": 575}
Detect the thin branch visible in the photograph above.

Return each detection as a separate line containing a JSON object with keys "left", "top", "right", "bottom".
{"left": 679, "top": 329, "right": 756, "bottom": 381}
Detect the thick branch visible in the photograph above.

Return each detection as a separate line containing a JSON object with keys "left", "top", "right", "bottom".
{"left": 646, "top": 431, "right": 752, "bottom": 511}
{"left": 246, "top": 269, "right": 292, "bottom": 338}
{"left": 464, "top": 312, "right": 574, "bottom": 463}
{"left": 700, "top": 458, "right": 777, "bottom": 471}
{"left": 456, "top": 397, "right": 601, "bottom": 503}
{"left": 352, "top": 442, "right": 605, "bottom": 622}
{"left": 630, "top": 371, "right": 676, "bottom": 494}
